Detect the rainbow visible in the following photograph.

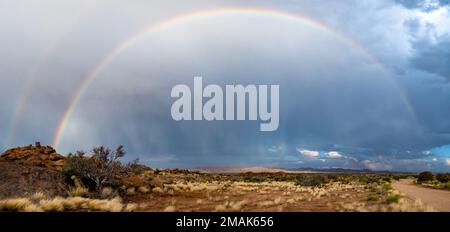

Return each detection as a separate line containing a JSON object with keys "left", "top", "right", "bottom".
{"left": 4, "top": 0, "right": 105, "bottom": 148}
{"left": 51, "top": 7, "right": 417, "bottom": 150}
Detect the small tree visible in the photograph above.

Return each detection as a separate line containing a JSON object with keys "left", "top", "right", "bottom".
{"left": 63, "top": 146, "right": 126, "bottom": 192}
{"left": 417, "top": 171, "right": 434, "bottom": 182}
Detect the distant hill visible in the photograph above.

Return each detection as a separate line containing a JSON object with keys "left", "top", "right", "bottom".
{"left": 190, "top": 166, "right": 399, "bottom": 174}
{"left": 287, "top": 167, "right": 394, "bottom": 173}
{"left": 190, "top": 166, "right": 318, "bottom": 174}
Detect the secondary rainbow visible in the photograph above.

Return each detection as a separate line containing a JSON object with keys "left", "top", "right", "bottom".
{"left": 52, "top": 7, "right": 417, "bottom": 150}
{"left": 4, "top": 0, "right": 105, "bottom": 148}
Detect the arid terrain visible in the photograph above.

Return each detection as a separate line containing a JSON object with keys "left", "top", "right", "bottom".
{"left": 0, "top": 144, "right": 448, "bottom": 212}
{"left": 392, "top": 179, "right": 450, "bottom": 211}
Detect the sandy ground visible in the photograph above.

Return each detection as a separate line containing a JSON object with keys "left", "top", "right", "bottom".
{"left": 128, "top": 181, "right": 377, "bottom": 212}
{"left": 393, "top": 179, "right": 450, "bottom": 212}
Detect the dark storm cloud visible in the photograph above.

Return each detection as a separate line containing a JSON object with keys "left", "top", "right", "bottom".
{"left": 401, "top": 7, "right": 450, "bottom": 82}
{"left": 410, "top": 38, "right": 450, "bottom": 81}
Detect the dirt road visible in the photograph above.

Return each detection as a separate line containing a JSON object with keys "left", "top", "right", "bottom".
{"left": 392, "top": 179, "right": 450, "bottom": 212}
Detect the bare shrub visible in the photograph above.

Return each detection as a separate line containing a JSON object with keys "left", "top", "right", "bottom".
{"left": 126, "top": 158, "right": 149, "bottom": 174}
{"left": 63, "top": 146, "right": 126, "bottom": 192}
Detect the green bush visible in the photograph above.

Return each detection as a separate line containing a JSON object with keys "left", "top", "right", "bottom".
{"left": 358, "top": 175, "right": 382, "bottom": 184}
{"left": 417, "top": 171, "right": 434, "bottom": 182}
{"left": 383, "top": 182, "right": 393, "bottom": 191}
{"left": 392, "top": 174, "right": 414, "bottom": 181}
{"left": 381, "top": 176, "right": 392, "bottom": 183}
{"left": 366, "top": 195, "right": 379, "bottom": 202}
{"left": 244, "top": 176, "right": 263, "bottom": 183}
{"left": 436, "top": 173, "right": 450, "bottom": 183}
{"left": 326, "top": 174, "right": 337, "bottom": 181}
{"left": 442, "top": 182, "right": 450, "bottom": 189}
{"left": 335, "top": 175, "right": 351, "bottom": 184}
{"left": 386, "top": 194, "right": 401, "bottom": 203}
{"left": 295, "top": 175, "right": 328, "bottom": 187}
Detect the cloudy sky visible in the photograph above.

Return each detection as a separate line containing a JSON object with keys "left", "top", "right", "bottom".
{"left": 1, "top": 0, "right": 449, "bottom": 171}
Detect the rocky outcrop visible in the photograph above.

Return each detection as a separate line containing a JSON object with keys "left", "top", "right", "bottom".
{"left": 0, "top": 142, "right": 65, "bottom": 169}
{"left": 0, "top": 161, "right": 67, "bottom": 199}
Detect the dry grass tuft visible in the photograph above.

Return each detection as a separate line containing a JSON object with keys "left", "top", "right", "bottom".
{"left": 23, "top": 204, "right": 43, "bottom": 212}
{"left": 30, "top": 192, "right": 46, "bottom": 202}
{"left": 0, "top": 198, "right": 33, "bottom": 212}
{"left": 67, "top": 186, "right": 89, "bottom": 197}
{"left": 0, "top": 196, "right": 131, "bottom": 212}
{"left": 163, "top": 205, "right": 176, "bottom": 212}
{"left": 389, "top": 199, "right": 436, "bottom": 212}
{"left": 63, "top": 196, "right": 89, "bottom": 210}
{"left": 138, "top": 186, "right": 150, "bottom": 194}
{"left": 124, "top": 203, "right": 138, "bottom": 212}
{"left": 126, "top": 187, "right": 136, "bottom": 196}
{"left": 152, "top": 187, "right": 163, "bottom": 193}
{"left": 101, "top": 187, "right": 116, "bottom": 199}
{"left": 214, "top": 204, "right": 227, "bottom": 212}
{"left": 85, "top": 197, "right": 123, "bottom": 212}
{"left": 39, "top": 197, "right": 65, "bottom": 212}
